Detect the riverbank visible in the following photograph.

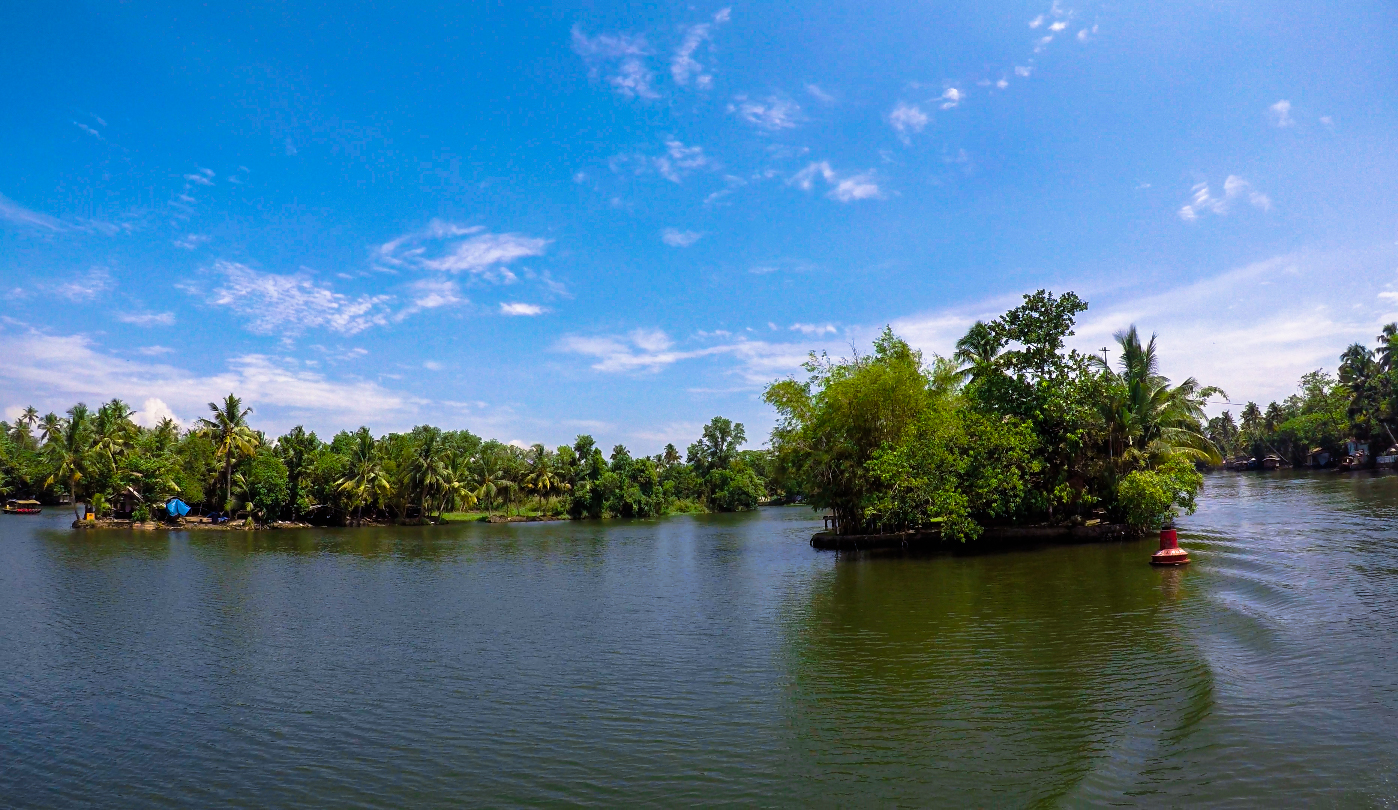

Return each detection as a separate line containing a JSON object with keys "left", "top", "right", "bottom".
{"left": 70, "top": 513, "right": 588, "bottom": 530}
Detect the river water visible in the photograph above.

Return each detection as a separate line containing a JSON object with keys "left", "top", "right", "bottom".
{"left": 2, "top": 470, "right": 1396, "bottom": 806}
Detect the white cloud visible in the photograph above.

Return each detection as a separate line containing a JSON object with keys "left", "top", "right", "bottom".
{"left": 0, "top": 327, "right": 428, "bottom": 433}
{"left": 1077, "top": 25, "right": 1098, "bottom": 42}
{"left": 671, "top": 8, "right": 731, "bottom": 90}
{"left": 202, "top": 261, "right": 393, "bottom": 335}
{"left": 173, "top": 233, "right": 209, "bottom": 250}
{"left": 137, "top": 346, "right": 175, "bottom": 356}
{"left": 883, "top": 248, "right": 1398, "bottom": 412}
{"left": 1178, "top": 175, "right": 1272, "bottom": 221}
{"left": 805, "top": 83, "right": 836, "bottom": 103}
{"left": 729, "top": 95, "right": 801, "bottom": 131}
{"left": 183, "top": 173, "right": 214, "bottom": 187}
{"left": 558, "top": 328, "right": 811, "bottom": 381}
{"left": 571, "top": 26, "right": 658, "bottom": 100}
{"left": 1029, "top": 15, "right": 1045, "bottom": 28}
{"left": 790, "top": 323, "right": 837, "bottom": 335}
{"left": 398, "top": 278, "right": 466, "bottom": 318}
{"left": 888, "top": 102, "right": 929, "bottom": 142}
{"left": 1015, "top": 65, "right": 1034, "bottom": 78}
{"left": 1269, "top": 99, "right": 1294, "bottom": 127}
{"left": 57, "top": 268, "right": 114, "bottom": 302}
{"left": 423, "top": 360, "right": 443, "bottom": 371}
{"left": 376, "top": 220, "right": 549, "bottom": 281}
{"left": 131, "top": 397, "right": 180, "bottom": 428}
{"left": 500, "top": 302, "right": 546, "bottom": 316}
{"left": 790, "top": 161, "right": 882, "bottom": 202}
{"left": 0, "top": 193, "right": 64, "bottom": 231}
{"left": 1049, "top": 20, "right": 1068, "bottom": 31}
{"left": 654, "top": 139, "right": 715, "bottom": 183}
{"left": 939, "top": 87, "right": 963, "bottom": 110}
{"left": 661, "top": 228, "right": 702, "bottom": 247}
{"left": 117, "top": 312, "right": 176, "bottom": 327}
{"left": 996, "top": 78, "right": 1009, "bottom": 89}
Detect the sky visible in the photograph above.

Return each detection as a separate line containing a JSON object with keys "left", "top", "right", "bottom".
{"left": 3, "top": 0, "right": 1397, "bottom": 452}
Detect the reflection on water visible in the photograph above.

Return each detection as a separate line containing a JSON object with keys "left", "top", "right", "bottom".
{"left": 2, "top": 472, "right": 1397, "bottom": 805}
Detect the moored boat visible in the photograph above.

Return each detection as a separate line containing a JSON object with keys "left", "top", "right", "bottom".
{"left": 3, "top": 499, "right": 42, "bottom": 515}
{"left": 1262, "top": 454, "right": 1283, "bottom": 470}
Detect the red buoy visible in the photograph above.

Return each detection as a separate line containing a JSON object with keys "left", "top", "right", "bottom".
{"left": 1150, "top": 528, "right": 1190, "bottom": 566}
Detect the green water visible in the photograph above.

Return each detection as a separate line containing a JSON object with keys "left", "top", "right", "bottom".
{"left": 2, "top": 471, "right": 1396, "bottom": 806}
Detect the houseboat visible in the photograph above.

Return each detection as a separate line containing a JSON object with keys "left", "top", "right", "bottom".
{"left": 3, "top": 499, "right": 42, "bottom": 514}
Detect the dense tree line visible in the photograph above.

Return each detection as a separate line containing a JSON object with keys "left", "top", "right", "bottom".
{"left": 0, "top": 398, "right": 775, "bottom": 524}
{"left": 1206, "top": 324, "right": 1398, "bottom": 464}
{"left": 766, "top": 291, "right": 1215, "bottom": 540}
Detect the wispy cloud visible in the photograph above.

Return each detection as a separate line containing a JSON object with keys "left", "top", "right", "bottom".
{"left": 173, "top": 233, "right": 210, "bottom": 250}
{"left": 939, "top": 87, "right": 963, "bottom": 109}
{"left": 789, "top": 161, "right": 883, "bottom": 202}
{"left": 72, "top": 121, "right": 104, "bottom": 140}
{"left": 790, "top": 323, "right": 838, "bottom": 336}
{"left": 654, "top": 139, "right": 715, "bottom": 183}
{"left": 56, "top": 268, "right": 114, "bottom": 302}
{"left": 396, "top": 278, "right": 467, "bottom": 320}
{"left": 729, "top": 95, "right": 801, "bottom": 131}
{"left": 1178, "top": 175, "right": 1271, "bottom": 221}
{"left": 0, "top": 193, "right": 64, "bottom": 231}
{"left": 572, "top": 26, "right": 658, "bottom": 100}
{"left": 500, "top": 302, "right": 546, "bottom": 316}
{"left": 888, "top": 102, "right": 929, "bottom": 143}
{"left": 805, "top": 83, "right": 836, "bottom": 103}
{"left": 0, "top": 327, "right": 429, "bottom": 432}
{"left": 118, "top": 311, "right": 176, "bottom": 327}
{"left": 1269, "top": 99, "right": 1295, "bottom": 128}
{"left": 376, "top": 220, "right": 549, "bottom": 281}
{"left": 671, "top": 8, "right": 731, "bottom": 90}
{"left": 201, "top": 260, "right": 393, "bottom": 336}
{"left": 661, "top": 228, "right": 702, "bottom": 247}
{"left": 136, "top": 346, "right": 175, "bottom": 356}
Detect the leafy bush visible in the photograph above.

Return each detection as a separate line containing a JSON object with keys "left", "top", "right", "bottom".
{"left": 1116, "top": 456, "right": 1202, "bottom": 530}
{"left": 132, "top": 504, "right": 150, "bottom": 522}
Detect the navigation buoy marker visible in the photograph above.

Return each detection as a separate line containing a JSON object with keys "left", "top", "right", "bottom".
{"left": 1150, "top": 527, "right": 1190, "bottom": 566}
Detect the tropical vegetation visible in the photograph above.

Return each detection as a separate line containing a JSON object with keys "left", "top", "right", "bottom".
{"left": 0, "top": 394, "right": 775, "bottom": 525}
{"left": 1206, "top": 323, "right": 1398, "bottom": 465}
{"left": 766, "top": 290, "right": 1216, "bottom": 539}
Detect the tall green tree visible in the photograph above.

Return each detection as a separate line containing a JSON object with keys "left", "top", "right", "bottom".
{"left": 197, "top": 394, "right": 259, "bottom": 509}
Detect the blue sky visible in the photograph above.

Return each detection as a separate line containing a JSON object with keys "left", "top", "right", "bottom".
{"left": 3, "top": 0, "right": 1397, "bottom": 451}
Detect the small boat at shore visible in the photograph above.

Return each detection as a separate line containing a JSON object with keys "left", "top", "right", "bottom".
{"left": 3, "top": 499, "right": 42, "bottom": 515}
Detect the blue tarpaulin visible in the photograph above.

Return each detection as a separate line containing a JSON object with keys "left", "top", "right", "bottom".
{"left": 165, "top": 498, "right": 191, "bottom": 517}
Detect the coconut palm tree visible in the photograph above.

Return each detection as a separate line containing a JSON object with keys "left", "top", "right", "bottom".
{"left": 1378, "top": 323, "right": 1398, "bottom": 373}
{"left": 474, "top": 458, "right": 515, "bottom": 517}
{"left": 1095, "top": 326, "right": 1224, "bottom": 467}
{"left": 437, "top": 453, "right": 479, "bottom": 519}
{"left": 93, "top": 399, "right": 136, "bottom": 467}
{"left": 336, "top": 428, "right": 389, "bottom": 524}
{"left": 38, "top": 413, "right": 62, "bottom": 446}
{"left": 19, "top": 406, "right": 38, "bottom": 431}
{"left": 953, "top": 320, "right": 1005, "bottom": 382}
{"left": 197, "top": 394, "right": 259, "bottom": 509}
{"left": 45, "top": 403, "right": 94, "bottom": 512}
{"left": 408, "top": 430, "right": 449, "bottom": 522}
